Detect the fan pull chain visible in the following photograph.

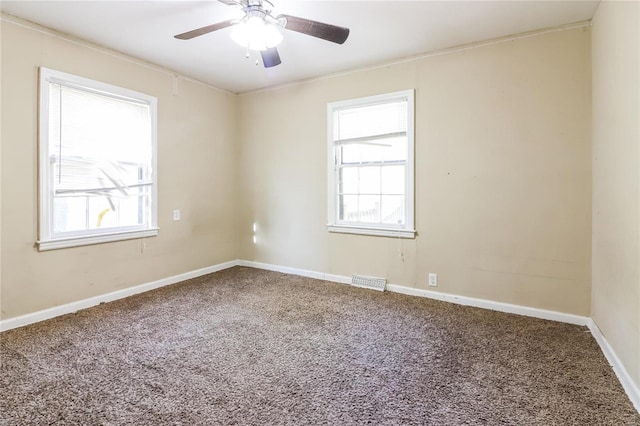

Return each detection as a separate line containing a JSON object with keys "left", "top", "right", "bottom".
{"left": 243, "top": 47, "right": 260, "bottom": 66}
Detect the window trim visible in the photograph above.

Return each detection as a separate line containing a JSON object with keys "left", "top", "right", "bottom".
{"left": 37, "top": 67, "right": 158, "bottom": 251}
{"left": 327, "top": 89, "right": 416, "bottom": 239}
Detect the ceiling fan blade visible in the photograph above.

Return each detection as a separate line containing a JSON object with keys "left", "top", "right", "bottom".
{"left": 261, "top": 47, "right": 282, "bottom": 68}
{"left": 174, "top": 20, "right": 235, "bottom": 40}
{"left": 277, "top": 14, "right": 350, "bottom": 44}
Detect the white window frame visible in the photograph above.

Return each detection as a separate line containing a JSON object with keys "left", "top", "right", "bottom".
{"left": 327, "top": 89, "right": 416, "bottom": 238}
{"left": 37, "top": 67, "right": 158, "bottom": 251}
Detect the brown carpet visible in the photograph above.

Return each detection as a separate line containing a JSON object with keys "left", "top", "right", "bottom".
{"left": 1, "top": 266, "right": 638, "bottom": 425}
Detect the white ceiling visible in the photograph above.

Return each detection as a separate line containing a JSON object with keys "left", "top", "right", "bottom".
{"left": 1, "top": 1, "right": 599, "bottom": 93}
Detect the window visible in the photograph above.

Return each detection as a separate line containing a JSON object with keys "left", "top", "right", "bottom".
{"left": 38, "top": 67, "right": 158, "bottom": 251}
{"left": 327, "top": 89, "right": 415, "bottom": 238}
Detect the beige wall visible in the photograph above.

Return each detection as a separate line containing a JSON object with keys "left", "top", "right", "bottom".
{"left": 0, "top": 18, "right": 4, "bottom": 315}
{"left": 0, "top": 18, "right": 239, "bottom": 319}
{"left": 592, "top": 1, "right": 640, "bottom": 391}
{"left": 238, "top": 26, "right": 592, "bottom": 315}
{"left": 1, "top": 18, "right": 595, "bottom": 322}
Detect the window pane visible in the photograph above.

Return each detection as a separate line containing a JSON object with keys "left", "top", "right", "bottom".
{"left": 382, "top": 136, "right": 408, "bottom": 162}
{"left": 359, "top": 166, "right": 380, "bottom": 195}
{"left": 358, "top": 195, "right": 381, "bottom": 223}
{"left": 337, "top": 100, "right": 407, "bottom": 141}
{"left": 341, "top": 143, "right": 385, "bottom": 164}
{"left": 54, "top": 84, "right": 151, "bottom": 165}
{"left": 339, "top": 194, "right": 358, "bottom": 221}
{"left": 340, "top": 167, "right": 358, "bottom": 194}
{"left": 381, "top": 165, "right": 405, "bottom": 195}
{"left": 52, "top": 159, "right": 149, "bottom": 197}
{"left": 53, "top": 197, "right": 88, "bottom": 233}
{"left": 341, "top": 144, "right": 360, "bottom": 164}
{"left": 86, "top": 195, "right": 145, "bottom": 230}
{"left": 340, "top": 138, "right": 406, "bottom": 165}
{"left": 381, "top": 195, "right": 405, "bottom": 225}
{"left": 358, "top": 144, "right": 386, "bottom": 163}
{"left": 88, "top": 196, "right": 115, "bottom": 229}
{"left": 118, "top": 195, "right": 146, "bottom": 227}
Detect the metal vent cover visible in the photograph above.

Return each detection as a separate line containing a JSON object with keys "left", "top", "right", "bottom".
{"left": 351, "top": 274, "right": 386, "bottom": 292}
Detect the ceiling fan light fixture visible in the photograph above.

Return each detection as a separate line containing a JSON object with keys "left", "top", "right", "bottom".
{"left": 230, "top": 16, "right": 283, "bottom": 51}
{"left": 175, "top": 0, "right": 350, "bottom": 68}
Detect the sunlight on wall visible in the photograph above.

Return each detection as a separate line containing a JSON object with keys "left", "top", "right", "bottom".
{"left": 252, "top": 222, "right": 257, "bottom": 244}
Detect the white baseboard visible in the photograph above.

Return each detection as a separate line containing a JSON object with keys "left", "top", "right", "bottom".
{"left": 385, "top": 284, "right": 589, "bottom": 325}
{"left": 1, "top": 259, "right": 587, "bottom": 331}
{"left": 0, "top": 259, "right": 240, "bottom": 332}
{"left": 237, "top": 260, "right": 353, "bottom": 284}
{"left": 587, "top": 319, "right": 640, "bottom": 412}
{"left": 240, "top": 260, "right": 589, "bottom": 326}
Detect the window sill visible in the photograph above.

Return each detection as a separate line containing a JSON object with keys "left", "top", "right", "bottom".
{"left": 37, "top": 228, "right": 159, "bottom": 251}
{"left": 327, "top": 225, "right": 416, "bottom": 239}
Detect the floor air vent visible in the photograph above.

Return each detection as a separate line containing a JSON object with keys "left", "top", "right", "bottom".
{"left": 351, "top": 274, "right": 386, "bottom": 292}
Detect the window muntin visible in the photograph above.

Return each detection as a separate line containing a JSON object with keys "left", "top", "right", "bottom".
{"left": 328, "top": 90, "right": 415, "bottom": 238}
{"left": 38, "top": 68, "right": 158, "bottom": 250}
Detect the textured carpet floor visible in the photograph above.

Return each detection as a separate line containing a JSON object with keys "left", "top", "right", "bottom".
{"left": 1, "top": 267, "right": 638, "bottom": 425}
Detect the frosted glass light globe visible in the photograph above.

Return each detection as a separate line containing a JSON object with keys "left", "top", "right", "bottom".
{"left": 230, "top": 17, "right": 283, "bottom": 51}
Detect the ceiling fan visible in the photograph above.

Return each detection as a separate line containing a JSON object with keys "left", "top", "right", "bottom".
{"left": 174, "top": 0, "right": 350, "bottom": 68}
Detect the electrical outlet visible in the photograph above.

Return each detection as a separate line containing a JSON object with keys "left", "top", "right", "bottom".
{"left": 428, "top": 273, "right": 438, "bottom": 287}
{"left": 173, "top": 209, "right": 181, "bottom": 221}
